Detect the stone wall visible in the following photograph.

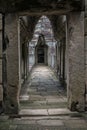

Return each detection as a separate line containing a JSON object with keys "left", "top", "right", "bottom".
{"left": 4, "top": 14, "right": 20, "bottom": 114}
{"left": 20, "top": 18, "right": 29, "bottom": 83}
{"left": 85, "top": 0, "right": 87, "bottom": 94}
{"left": 0, "top": 14, "right": 3, "bottom": 103}
{"left": 67, "top": 12, "right": 85, "bottom": 111}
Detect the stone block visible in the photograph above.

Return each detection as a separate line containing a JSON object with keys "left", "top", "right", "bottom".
{"left": 0, "top": 69, "right": 2, "bottom": 83}
{"left": 85, "top": 36, "right": 87, "bottom": 51}
{"left": 85, "top": 65, "right": 87, "bottom": 92}
{"left": 0, "top": 32, "right": 2, "bottom": 56}
{"left": 67, "top": 12, "right": 85, "bottom": 111}
{"left": 0, "top": 60, "right": 2, "bottom": 83}
{"left": 85, "top": 2, "right": 87, "bottom": 17}
{"left": 4, "top": 14, "right": 19, "bottom": 114}
{"left": 85, "top": 51, "right": 87, "bottom": 64}
{"left": 0, "top": 85, "right": 3, "bottom": 101}
{"left": 19, "top": 109, "right": 48, "bottom": 116}
{"left": 85, "top": 0, "right": 87, "bottom": 8}
{"left": 37, "top": 120, "right": 63, "bottom": 126}
{"left": 85, "top": 17, "right": 87, "bottom": 34}
{"left": 0, "top": 14, "right": 2, "bottom": 30}
{"left": 48, "top": 108, "right": 76, "bottom": 115}
{"left": 64, "top": 119, "right": 87, "bottom": 128}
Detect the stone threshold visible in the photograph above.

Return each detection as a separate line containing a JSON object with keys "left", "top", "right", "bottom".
{"left": 19, "top": 108, "right": 79, "bottom": 117}
{"left": 1, "top": 109, "right": 87, "bottom": 119}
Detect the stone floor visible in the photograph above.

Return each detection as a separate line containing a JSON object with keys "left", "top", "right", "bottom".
{"left": 0, "top": 65, "right": 87, "bottom": 130}
{"left": 20, "top": 65, "right": 67, "bottom": 112}
{"left": 0, "top": 113, "right": 87, "bottom": 130}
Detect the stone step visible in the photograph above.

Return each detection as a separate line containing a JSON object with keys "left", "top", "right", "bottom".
{"left": 19, "top": 108, "right": 78, "bottom": 117}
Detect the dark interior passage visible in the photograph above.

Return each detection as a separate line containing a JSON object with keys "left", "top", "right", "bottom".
{"left": 37, "top": 48, "right": 44, "bottom": 63}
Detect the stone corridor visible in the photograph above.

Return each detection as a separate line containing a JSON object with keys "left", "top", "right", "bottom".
{"left": 0, "top": 1, "right": 87, "bottom": 130}
{"left": 19, "top": 65, "right": 67, "bottom": 115}
{"left": 0, "top": 65, "right": 87, "bottom": 130}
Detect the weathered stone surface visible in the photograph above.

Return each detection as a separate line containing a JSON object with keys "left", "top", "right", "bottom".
{"left": 85, "top": 36, "right": 87, "bottom": 51}
{"left": 1, "top": 111, "right": 87, "bottom": 130}
{"left": 64, "top": 119, "right": 87, "bottom": 128}
{"left": 85, "top": 17, "right": 87, "bottom": 35}
{"left": 85, "top": 0, "right": 87, "bottom": 16}
{"left": 67, "top": 12, "right": 85, "bottom": 111}
{"left": 0, "top": 14, "right": 3, "bottom": 102}
{"left": 4, "top": 14, "right": 20, "bottom": 114}
{"left": 0, "top": 85, "right": 3, "bottom": 101}
{"left": 0, "top": 0, "right": 85, "bottom": 117}
{"left": 85, "top": 2, "right": 87, "bottom": 105}
{"left": 0, "top": 0, "right": 83, "bottom": 14}
{"left": 48, "top": 108, "right": 75, "bottom": 115}
{"left": 20, "top": 109, "right": 48, "bottom": 116}
{"left": 0, "top": 60, "right": 2, "bottom": 83}
{"left": 20, "top": 65, "right": 67, "bottom": 110}
{"left": 37, "top": 119, "right": 63, "bottom": 126}
{"left": 0, "top": 14, "right": 2, "bottom": 31}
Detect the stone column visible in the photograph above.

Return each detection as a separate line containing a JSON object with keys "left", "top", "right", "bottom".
{"left": 55, "top": 43, "right": 58, "bottom": 74}
{"left": 85, "top": 0, "right": 87, "bottom": 98}
{"left": 57, "top": 42, "right": 60, "bottom": 76}
{"left": 25, "top": 43, "right": 29, "bottom": 78}
{"left": 0, "top": 14, "right": 3, "bottom": 109}
{"left": 62, "top": 38, "right": 66, "bottom": 84}
{"left": 67, "top": 12, "right": 85, "bottom": 111}
{"left": 4, "top": 14, "right": 20, "bottom": 114}
{"left": 59, "top": 43, "right": 62, "bottom": 79}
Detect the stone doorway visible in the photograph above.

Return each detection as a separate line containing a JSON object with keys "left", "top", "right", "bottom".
{"left": 37, "top": 48, "right": 44, "bottom": 63}
{"left": 35, "top": 33, "right": 48, "bottom": 65}
{"left": 1, "top": 10, "right": 85, "bottom": 115}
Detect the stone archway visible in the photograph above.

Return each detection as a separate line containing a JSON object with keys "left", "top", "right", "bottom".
{"left": 2, "top": 12, "right": 85, "bottom": 114}
{"left": 35, "top": 34, "right": 48, "bottom": 65}
{"left": 0, "top": 1, "right": 86, "bottom": 114}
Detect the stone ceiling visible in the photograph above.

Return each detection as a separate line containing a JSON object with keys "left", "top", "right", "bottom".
{"left": 5, "top": 0, "right": 84, "bottom": 43}
{"left": 0, "top": 0, "right": 84, "bottom": 14}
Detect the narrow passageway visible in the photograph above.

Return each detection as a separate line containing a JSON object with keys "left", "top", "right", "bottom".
{"left": 20, "top": 65, "right": 67, "bottom": 114}
{"left": 0, "top": 2, "right": 87, "bottom": 130}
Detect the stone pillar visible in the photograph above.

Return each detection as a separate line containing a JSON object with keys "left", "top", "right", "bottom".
{"left": 85, "top": 0, "right": 87, "bottom": 97}
{"left": 0, "top": 14, "right": 3, "bottom": 109}
{"left": 57, "top": 42, "right": 60, "bottom": 76}
{"left": 4, "top": 14, "right": 20, "bottom": 114}
{"left": 67, "top": 12, "right": 85, "bottom": 111}
{"left": 59, "top": 43, "right": 62, "bottom": 79}
{"left": 55, "top": 43, "right": 58, "bottom": 73}
{"left": 25, "top": 43, "right": 29, "bottom": 78}
{"left": 62, "top": 38, "right": 66, "bottom": 84}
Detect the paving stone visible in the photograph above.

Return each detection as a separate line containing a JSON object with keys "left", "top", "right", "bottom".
{"left": 20, "top": 115, "right": 70, "bottom": 120}
{"left": 0, "top": 115, "right": 9, "bottom": 121}
{"left": 19, "top": 109, "right": 48, "bottom": 115}
{"left": 28, "top": 91, "right": 41, "bottom": 95}
{"left": 37, "top": 119, "right": 64, "bottom": 126}
{"left": 20, "top": 65, "right": 67, "bottom": 110}
{"left": 46, "top": 98, "right": 66, "bottom": 103}
{"left": 48, "top": 108, "right": 77, "bottom": 115}
{"left": 9, "top": 125, "right": 17, "bottom": 130}
{"left": 12, "top": 120, "right": 37, "bottom": 125}
{"left": 66, "top": 128, "right": 87, "bottom": 130}
{"left": 16, "top": 125, "right": 66, "bottom": 130}
{"left": 63, "top": 119, "right": 87, "bottom": 128}
{"left": 37, "top": 87, "right": 47, "bottom": 92}
{"left": 35, "top": 100, "right": 47, "bottom": 104}
{"left": 29, "top": 95, "right": 46, "bottom": 101}
{"left": 20, "top": 95, "right": 29, "bottom": 101}
{"left": 0, "top": 122, "right": 10, "bottom": 130}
